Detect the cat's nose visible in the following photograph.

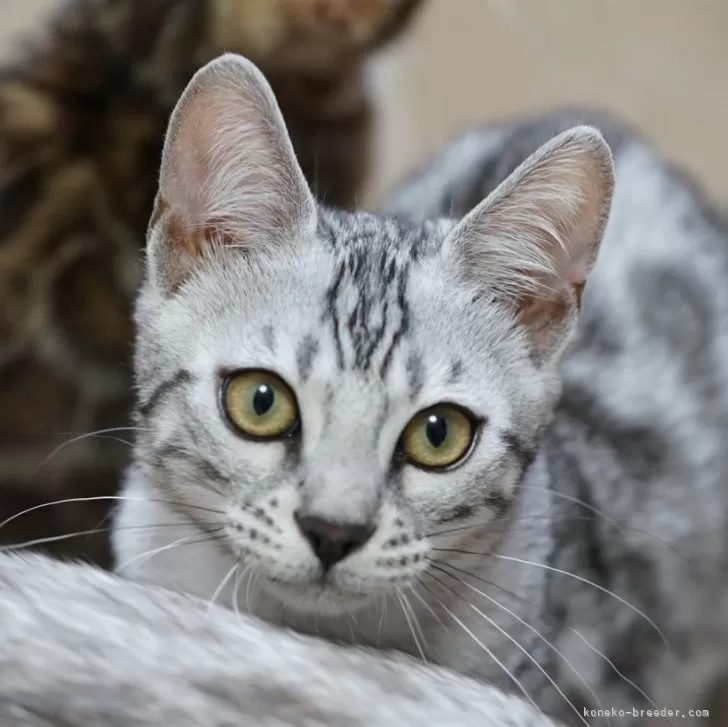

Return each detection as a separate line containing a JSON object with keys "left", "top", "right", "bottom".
{"left": 294, "top": 512, "right": 374, "bottom": 571}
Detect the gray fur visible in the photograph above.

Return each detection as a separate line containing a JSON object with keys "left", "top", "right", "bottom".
{"left": 0, "top": 552, "right": 557, "bottom": 727}
{"left": 112, "top": 54, "right": 728, "bottom": 727}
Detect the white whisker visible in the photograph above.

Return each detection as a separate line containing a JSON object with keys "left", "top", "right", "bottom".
{"left": 433, "top": 548, "right": 671, "bottom": 652}
{"left": 208, "top": 562, "right": 238, "bottom": 611}
{"left": 428, "top": 588, "right": 540, "bottom": 712}
{"left": 432, "top": 564, "right": 593, "bottom": 727}
{"left": 0, "top": 495, "right": 224, "bottom": 535}
{"left": 377, "top": 594, "right": 388, "bottom": 647}
{"left": 569, "top": 627, "right": 666, "bottom": 718}
{"left": 395, "top": 588, "right": 427, "bottom": 663}
{"left": 0, "top": 528, "right": 108, "bottom": 553}
{"left": 437, "top": 561, "right": 610, "bottom": 721}
{"left": 115, "top": 531, "right": 223, "bottom": 573}
{"left": 511, "top": 483, "right": 690, "bottom": 563}
{"left": 408, "top": 584, "right": 447, "bottom": 629}
{"left": 35, "top": 427, "right": 151, "bottom": 472}
{"left": 232, "top": 559, "right": 247, "bottom": 616}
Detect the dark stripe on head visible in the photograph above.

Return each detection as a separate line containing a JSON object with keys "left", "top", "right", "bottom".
{"left": 379, "top": 266, "right": 411, "bottom": 378}
{"left": 406, "top": 351, "right": 424, "bottom": 401}
{"left": 153, "top": 442, "right": 232, "bottom": 491}
{"left": 138, "top": 370, "right": 193, "bottom": 418}
{"left": 324, "top": 260, "right": 346, "bottom": 370}
{"left": 296, "top": 334, "right": 319, "bottom": 381}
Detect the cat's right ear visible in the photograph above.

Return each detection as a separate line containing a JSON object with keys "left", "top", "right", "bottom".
{"left": 148, "top": 54, "right": 316, "bottom": 292}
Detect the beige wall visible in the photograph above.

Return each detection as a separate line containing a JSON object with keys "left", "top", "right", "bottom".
{"left": 369, "top": 0, "right": 728, "bottom": 207}
{"left": 4, "top": 0, "right": 726, "bottom": 207}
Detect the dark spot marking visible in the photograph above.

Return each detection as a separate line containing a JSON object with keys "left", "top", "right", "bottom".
{"left": 269, "top": 498, "right": 278, "bottom": 508}
{"left": 138, "top": 370, "right": 193, "bottom": 417}
{"left": 249, "top": 529, "right": 258, "bottom": 540}
{"left": 448, "top": 359, "right": 463, "bottom": 384}
{"left": 296, "top": 334, "right": 320, "bottom": 381}
{"left": 440, "top": 503, "right": 475, "bottom": 523}
{"left": 502, "top": 431, "right": 536, "bottom": 472}
{"left": 483, "top": 491, "right": 510, "bottom": 518}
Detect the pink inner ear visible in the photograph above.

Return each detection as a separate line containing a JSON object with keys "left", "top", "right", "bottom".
{"left": 157, "top": 54, "right": 315, "bottom": 252}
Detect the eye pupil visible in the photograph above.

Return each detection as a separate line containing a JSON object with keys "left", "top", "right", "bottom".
{"left": 252, "top": 385, "right": 275, "bottom": 416}
{"left": 425, "top": 414, "right": 448, "bottom": 448}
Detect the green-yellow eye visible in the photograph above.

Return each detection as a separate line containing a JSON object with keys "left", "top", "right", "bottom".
{"left": 400, "top": 405, "right": 476, "bottom": 470}
{"left": 222, "top": 370, "right": 299, "bottom": 440}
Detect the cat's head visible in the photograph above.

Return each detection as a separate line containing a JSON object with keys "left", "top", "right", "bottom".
{"left": 134, "top": 54, "right": 613, "bottom": 615}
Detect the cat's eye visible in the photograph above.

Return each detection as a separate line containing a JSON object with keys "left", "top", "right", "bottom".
{"left": 221, "top": 370, "right": 299, "bottom": 440}
{"left": 400, "top": 405, "right": 476, "bottom": 470}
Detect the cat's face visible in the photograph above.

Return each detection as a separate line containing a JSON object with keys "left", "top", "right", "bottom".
{"left": 133, "top": 55, "right": 613, "bottom": 616}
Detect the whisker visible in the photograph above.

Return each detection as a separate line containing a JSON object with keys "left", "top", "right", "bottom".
{"left": 232, "top": 559, "right": 246, "bottom": 616}
{"left": 421, "top": 571, "right": 540, "bottom": 713}
{"left": 115, "top": 530, "right": 225, "bottom": 573}
{"left": 431, "top": 563, "right": 594, "bottom": 727}
{"left": 407, "top": 583, "right": 447, "bottom": 629}
{"left": 569, "top": 627, "right": 667, "bottom": 721}
{"left": 0, "top": 528, "right": 109, "bottom": 553}
{"left": 395, "top": 588, "right": 427, "bottom": 663}
{"left": 245, "top": 566, "right": 261, "bottom": 613}
{"left": 377, "top": 594, "right": 388, "bottom": 647}
{"left": 429, "top": 557, "right": 542, "bottom": 614}
{"left": 432, "top": 547, "right": 671, "bottom": 652}
{"left": 0, "top": 495, "right": 225, "bottom": 535}
{"left": 208, "top": 562, "right": 239, "bottom": 611}
{"left": 432, "top": 560, "right": 610, "bottom": 722}
{"left": 511, "top": 483, "right": 691, "bottom": 564}
{"left": 1, "top": 519, "right": 228, "bottom": 556}
{"left": 429, "top": 515, "right": 554, "bottom": 539}
{"left": 35, "top": 427, "right": 151, "bottom": 472}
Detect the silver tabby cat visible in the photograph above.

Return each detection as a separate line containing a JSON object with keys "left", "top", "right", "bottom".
{"left": 114, "top": 54, "right": 728, "bottom": 725}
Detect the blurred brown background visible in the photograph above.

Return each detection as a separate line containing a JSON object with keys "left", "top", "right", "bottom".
{"left": 5, "top": 0, "right": 727, "bottom": 207}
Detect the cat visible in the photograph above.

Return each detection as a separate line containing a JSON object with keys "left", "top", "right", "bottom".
{"left": 0, "top": 0, "right": 424, "bottom": 565}
{"left": 111, "top": 54, "right": 728, "bottom": 726}
{"left": 0, "top": 551, "right": 558, "bottom": 727}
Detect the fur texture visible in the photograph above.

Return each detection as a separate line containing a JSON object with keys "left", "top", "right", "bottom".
{"left": 0, "top": 552, "right": 558, "bottom": 727}
{"left": 0, "top": 0, "right": 424, "bottom": 564}
{"left": 114, "top": 55, "right": 728, "bottom": 726}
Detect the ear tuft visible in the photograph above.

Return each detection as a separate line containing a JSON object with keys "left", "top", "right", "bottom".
{"left": 445, "top": 125, "right": 614, "bottom": 361}
{"left": 149, "top": 54, "right": 316, "bottom": 291}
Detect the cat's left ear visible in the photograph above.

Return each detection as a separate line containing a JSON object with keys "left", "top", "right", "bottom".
{"left": 149, "top": 53, "right": 316, "bottom": 291}
{"left": 443, "top": 125, "right": 614, "bottom": 363}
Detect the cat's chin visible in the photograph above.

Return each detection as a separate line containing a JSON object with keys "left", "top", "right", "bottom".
{"left": 261, "top": 577, "right": 379, "bottom": 617}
